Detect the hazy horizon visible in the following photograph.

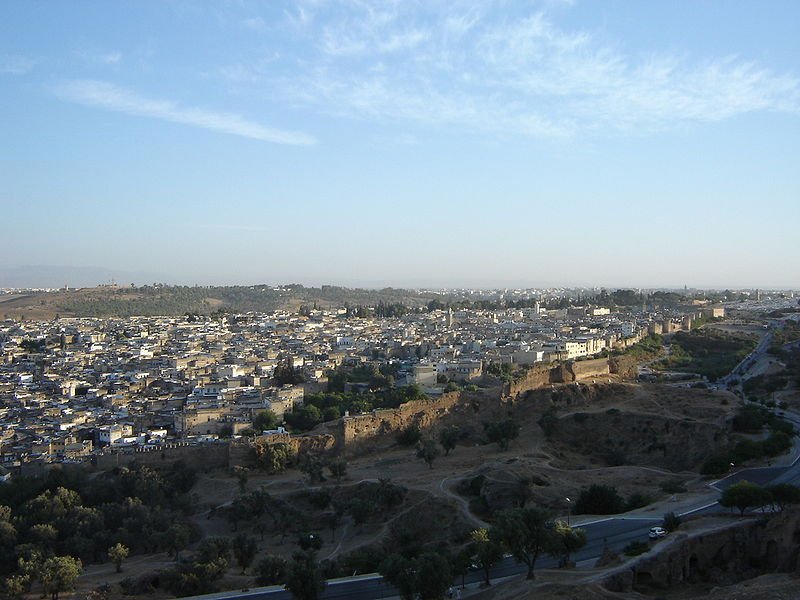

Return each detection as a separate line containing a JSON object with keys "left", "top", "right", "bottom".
{"left": 2, "top": 2, "right": 798, "bottom": 288}
{"left": 0, "top": 264, "right": 796, "bottom": 293}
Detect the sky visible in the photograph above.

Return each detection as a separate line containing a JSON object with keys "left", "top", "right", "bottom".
{"left": 1, "top": 0, "right": 799, "bottom": 290}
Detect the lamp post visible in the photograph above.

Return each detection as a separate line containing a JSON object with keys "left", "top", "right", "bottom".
{"left": 565, "top": 497, "right": 572, "bottom": 526}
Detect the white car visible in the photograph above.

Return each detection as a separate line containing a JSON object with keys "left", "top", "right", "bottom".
{"left": 648, "top": 526, "right": 667, "bottom": 540}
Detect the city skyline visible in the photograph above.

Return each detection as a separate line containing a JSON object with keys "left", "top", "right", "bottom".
{"left": 2, "top": 1, "right": 799, "bottom": 288}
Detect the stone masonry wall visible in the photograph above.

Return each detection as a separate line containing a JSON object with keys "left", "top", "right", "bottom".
{"left": 92, "top": 442, "right": 230, "bottom": 472}
{"left": 566, "top": 357, "right": 611, "bottom": 380}
{"left": 337, "top": 391, "right": 463, "bottom": 455}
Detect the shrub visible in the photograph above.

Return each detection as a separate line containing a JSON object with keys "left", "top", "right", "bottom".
{"left": 763, "top": 431, "right": 792, "bottom": 457}
{"left": 731, "top": 439, "right": 764, "bottom": 463}
{"left": 538, "top": 408, "right": 558, "bottom": 438}
{"left": 626, "top": 493, "right": 653, "bottom": 511}
{"left": 701, "top": 454, "right": 732, "bottom": 476}
{"left": 623, "top": 541, "right": 650, "bottom": 557}
{"left": 662, "top": 512, "right": 682, "bottom": 532}
{"left": 573, "top": 485, "right": 626, "bottom": 515}
{"left": 396, "top": 424, "right": 422, "bottom": 446}
{"left": 659, "top": 480, "right": 687, "bottom": 494}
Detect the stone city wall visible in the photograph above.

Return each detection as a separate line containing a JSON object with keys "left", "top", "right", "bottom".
{"left": 92, "top": 441, "right": 230, "bottom": 471}
{"left": 566, "top": 357, "right": 612, "bottom": 380}
{"left": 228, "top": 432, "right": 336, "bottom": 467}
{"left": 337, "top": 391, "right": 464, "bottom": 455}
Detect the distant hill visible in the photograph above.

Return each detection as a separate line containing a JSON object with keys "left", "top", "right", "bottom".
{"left": 0, "top": 283, "right": 449, "bottom": 319}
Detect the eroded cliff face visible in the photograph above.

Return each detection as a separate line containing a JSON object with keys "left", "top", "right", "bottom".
{"left": 549, "top": 411, "right": 729, "bottom": 472}
{"left": 601, "top": 510, "right": 800, "bottom": 594}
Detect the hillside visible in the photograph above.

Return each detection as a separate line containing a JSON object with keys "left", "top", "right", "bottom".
{"left": 0, "top": 284, "right": 449, "bottom": 319}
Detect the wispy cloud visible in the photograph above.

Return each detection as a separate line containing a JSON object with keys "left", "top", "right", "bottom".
{"left": 75, "top": 49, "right": 122, "bottom": 65}
{"left": 54, "top": 79, "right": 316, "bottom": 145}
{"left": 244, "top": 1, "right": 800, "bottom": 139}
{"left": 0, "top": 55, "right": 36, "bottom": 75}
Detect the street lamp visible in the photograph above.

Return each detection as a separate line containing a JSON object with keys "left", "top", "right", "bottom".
{"left": 565, "top": 497, "right": 572, "bottom": 526}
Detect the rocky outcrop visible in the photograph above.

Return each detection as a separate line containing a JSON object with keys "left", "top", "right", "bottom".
{"left": 601, "top": 510, "right": 800, "bottom": 593}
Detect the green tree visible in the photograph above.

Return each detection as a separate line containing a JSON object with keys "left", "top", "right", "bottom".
{"left": 483, "top": 419, "right": 520, "bottom": 451}
{"left": 255, "top": 554, "right": 288, "bottom": 586}
{"left": 719, "top": 480, "right": 772, "bottom": 516}
{"left": 253, "top": 410, "right": 279, "bottom": 432}
{"left": 164, "top": 523, "right": 191, "bottom": 558}
{"left": 298, "top": 453, "right": 325, "bottom": 484}
{"left": 254, "top": 441, "right": 295, "bottom": 473}
{"left": 379, "top": 554, "right": 416, "bottom": 600}
{"left": 196, "top": 537, "right": 231, "bottom": 564}
{"left": 326, "top": 458, "right": 347, "bottom": 483}
{"left": 232, "top": 533, "right": 258, "bottom": 574}
{"left": 438, "top": 425, "right": 460, "bottom": 456}
{"left": 573, "top": 484, "right": 626, "bottom": 515}
{"left": 286, "top": 405, "right": 323, "bottom": 431}
{"left": 107, "top": 543, "right": 129, "bottom": 573}
{"left": 765, "top": 483, "right": 800, "bottom": 511}
{"left": 40, "top": 555, "right": 82, "bottom": 600}
{"left": 3, "top": 574, "right": 31, "bottom": 599}
{"left": 397, "top": 423, "right": 422, "bottom": 446}
{"left": 416, "top": 438, "right": 441, "bottom": 469}
{"left": 547, "top": 520, "right": 586, "bottom": 567}
{"left": 284, "top": 550, "right": 325, "bottom": 600}
{"left": 30, "top": 523, "right": 58, "bottom": 548}
{"left": 415, "top": 552, "right": 452, "bottom": 600}
{"left": 469, "top": 528, "right": 503, "bottom": 586}
{"left": 662, "top": 512, "right": 682, "bottom": 532}
{"left": 347, "top": 498, "right": 372, "bottom": 527}
{"left": 0, "top": 519, "right": 17, "bottom": 547}
{"left": 273, "top": 360, "right": 305, "bottom": 386}
{"left": 233, "top": 466, "right": 249, "bottom": 494}
{"left": 492, "top": 507, "right": 552, "bottom": 580}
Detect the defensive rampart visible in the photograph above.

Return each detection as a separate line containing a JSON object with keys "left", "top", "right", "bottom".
{"left": 504, "top": 357, "right": 616, "bottom": 400}
{"left": 92, "top": 441, "right": 230, "bottom": 471}
{"left": 228, "top": 433, "right": 336, "bottom": 467}
{"left": 338, "top": 391, "right": 464, "bottom": 455}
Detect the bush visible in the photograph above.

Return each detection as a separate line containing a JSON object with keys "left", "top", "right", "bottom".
{"left": 538, "top": 408, "right": 558, "bottom": 438}
{"left": 662, "top": 512, "right": 681, "bottom": 532}
{"left": 626, "top": 493, "right": 652, "bottom": 511}
{"left": 623, "top": 541, "right": 650, "bottom": 557}
{"left": 659, "top": 480, "right": 687, "bottom": 495}
{"left": 483, "top": 419, "right": 521, "bottom": 450}
{"left": 701, "top": 454, "right": 732, "bottom": 476}
{"left": 255, "top": 555, "right": 288, "bottom": 586}
{"left": 573, "top": 485, "right": 626, "bottom": 515}
{"left": 733, "top": 405, "right": 769, "bottom": 433}
{"left": 397, "top": 424, "right": 422, "bottom": 446}
{"left": 731, "top": 439, "right": 765, "bottom": 463}
{"left": 763, "top": 431, "right": 793, "bottom": 457}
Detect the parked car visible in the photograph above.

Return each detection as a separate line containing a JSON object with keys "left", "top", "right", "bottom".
{"left": 648, "top": 526, "right": 667, "bottom": 540}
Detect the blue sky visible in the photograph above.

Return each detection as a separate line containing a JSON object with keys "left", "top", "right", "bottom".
{"left": 1, "top": 1, "right": 798, "bottom": 289}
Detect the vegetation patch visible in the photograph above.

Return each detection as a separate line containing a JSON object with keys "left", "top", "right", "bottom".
{"left": 658, "top": 329, "right": 757, "bottom": 381}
